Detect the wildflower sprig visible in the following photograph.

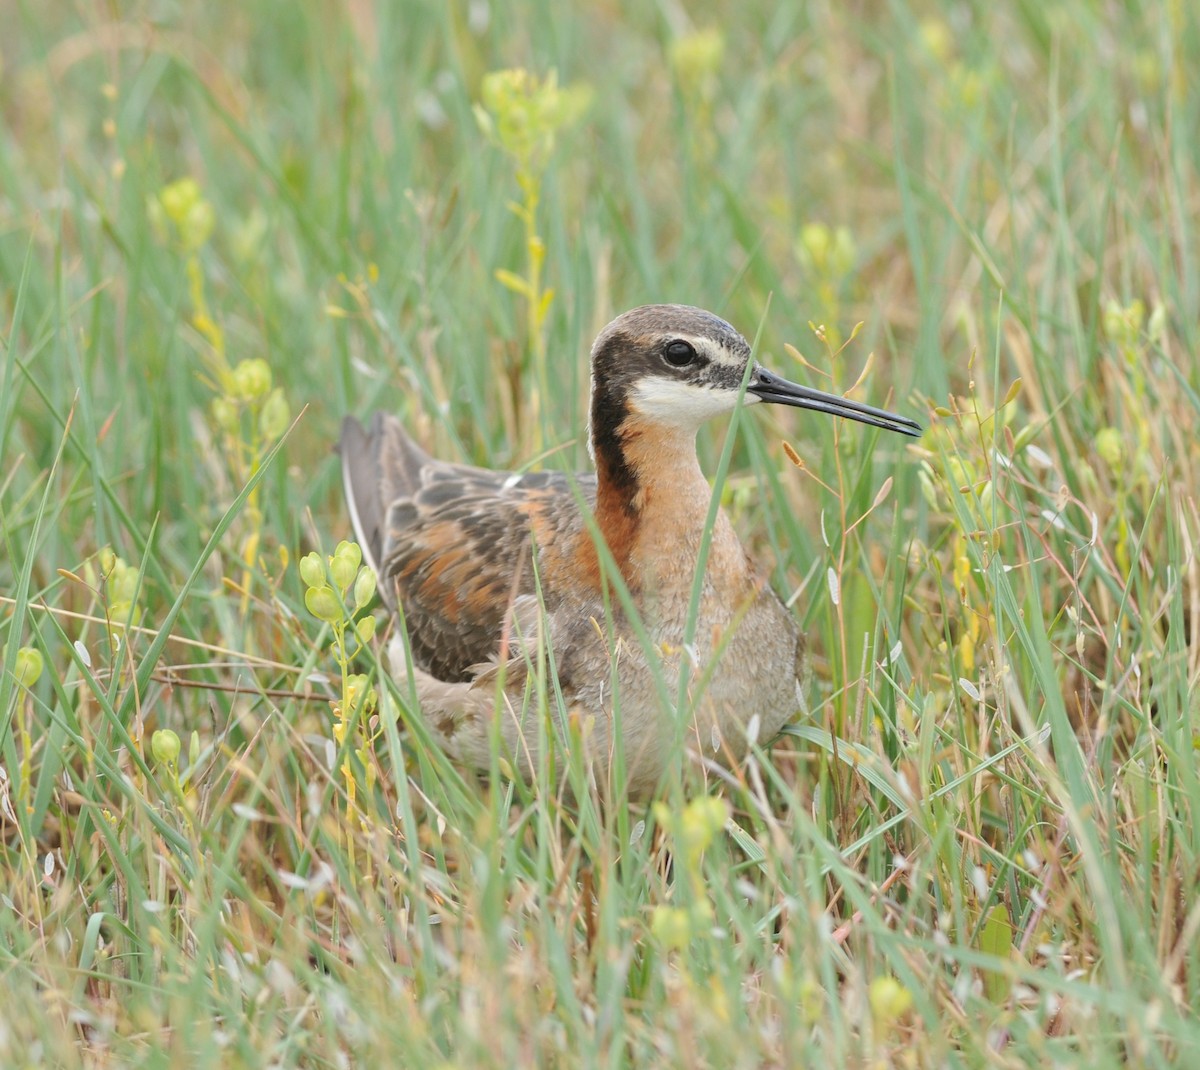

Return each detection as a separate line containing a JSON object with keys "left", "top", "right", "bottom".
{"left": 93, "top": 548, "right": 146, "bottom": 669}
{"left": 649, "top": 795, "right": 729, "bottom": 951}
{"left": 1099, "top": 298, "right": 1163, "bottom": 578}
{"left": 300, "top": 541, "right": 379, "bottom": 851}
{"left": 148, "top": 728, "right": 202, "bottom": 833}
{"left": 98, "top": 547, "right": 142, "bottom": 632}
{"left": 150, "top": 177, "right": 291, "bottom": 618}
{"left": 149, "top": 178, "right": 221, "bottom": 354}
{"left": 796, "top": 223, "right": 857, "bottom": 351}
{"left": 475, "top": 68, "right": 590, "bottom": 451}
{"left": 668, "top": 29, "right": 725, "bottom": 161}
{"left": 10, "top": 646, "right": 44, "bottom": 821}
{"left": 211, "top": 355, "right": 291, "bottom": 611}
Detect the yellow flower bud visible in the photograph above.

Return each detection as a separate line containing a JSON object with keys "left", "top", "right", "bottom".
{"left": 476, "top": 68, "right": 590, "bottom": 176}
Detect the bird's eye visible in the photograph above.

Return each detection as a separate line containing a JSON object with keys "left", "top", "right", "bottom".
{"left": 663, "top": 340, "right": 697, "bottom": 367}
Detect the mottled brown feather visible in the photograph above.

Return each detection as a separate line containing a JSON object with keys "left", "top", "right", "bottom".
{"left": 342, "top": 413, "right": 599, "bottom": 683}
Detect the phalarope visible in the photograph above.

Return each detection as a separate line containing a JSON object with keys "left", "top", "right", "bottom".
{"left": 340, "top": 305, "right": 920, "bottom": 796}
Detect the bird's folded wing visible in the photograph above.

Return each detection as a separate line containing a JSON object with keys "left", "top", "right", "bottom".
{"left": 381, "top": 460, "right": 594, "bottom": 683}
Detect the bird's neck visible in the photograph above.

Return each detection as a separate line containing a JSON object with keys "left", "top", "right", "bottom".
{"left": 588, "top": 404, "right": 718, "bottom": 587}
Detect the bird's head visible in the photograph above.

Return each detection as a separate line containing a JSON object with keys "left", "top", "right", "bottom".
{"left": 588, "top": 304, "right": 922, "bottom": 439}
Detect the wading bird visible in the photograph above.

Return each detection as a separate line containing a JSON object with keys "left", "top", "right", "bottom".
{"left": 341, "top": 305, "right": 920, "bottom": 796}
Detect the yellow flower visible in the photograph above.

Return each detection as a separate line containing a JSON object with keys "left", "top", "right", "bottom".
{"left": 650, "top": 905, "right": 692, "bottom": 950}
{"left": 474, "top": 68, "right": 590, "bottom": 178}
{"left": 869, "top": 976, "right": 914, "bottom": 1025}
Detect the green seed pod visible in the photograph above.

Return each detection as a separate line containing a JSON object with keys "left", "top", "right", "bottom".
{"left": 917, "top": 463, "right": 940, "bottom": 510}
{"left": 797, "top": 222, "right": 831, "bottom": 273}
{"left": 976, "top": 480, "right": 994, "bottom": 517}
{"left": 212, "top": 397, "right": 240, "bottom": 433}
{"left": 180, "top": 198, "right": 215, "bottom": 252}
{"left": 259, "top": 387, "right": 290, "bottom": 439}
{"left": 14, "top": 646, "right": 44, "bottom": 689}
{"left": 355, "top": 615, "right": 377, "bottom": 645}
{"left": 299, "top": 552, "right": 326, "bottom": 590}
{"left": 151, "top": 728, "right": 182, "bottom": 766}
{"left": 232, "top": 358, "right": 272, "bottom": 402}
{"left": 304, "top": 584, "right": 342, "bottom": 623}
{"left": 159, "top": 178, "right": 200, "bottom": 224}
{"left": 334, "top": 540, "right": 362, "bottom": 571}
{"left": 1147, "top": 303, "right": 1167, "bottom": 345}
{"left": 110, "top": 561, "right": 139, "bottom": 604}
{"left": 830, "top": 226, "right": 856, "bottom": 278}
{"left": 353, "top": 565, "right": 377, "bottom": 609}
{"left": 329, "top": 546, "right": 359, "bottom": 590}
{"left": 1095, "top": 427, "right": 1124, "bottom": 470}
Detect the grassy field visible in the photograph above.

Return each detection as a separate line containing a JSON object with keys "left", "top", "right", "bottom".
{"left": 3, "top": 1, "right": 1199, "bottom": 1065}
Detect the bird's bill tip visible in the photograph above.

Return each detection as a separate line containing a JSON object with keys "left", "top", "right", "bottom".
{"left": 747, "top": 365, "right": 922, "bottom": 437}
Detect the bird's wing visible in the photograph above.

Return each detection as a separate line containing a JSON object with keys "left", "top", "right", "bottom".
{"left": 376, "top": 445, "right": 595, "bottom": 684}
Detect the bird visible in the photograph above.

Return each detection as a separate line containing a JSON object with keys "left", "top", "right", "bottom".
{"left": 340, "top": 305, "right": 921, "bottom": 797}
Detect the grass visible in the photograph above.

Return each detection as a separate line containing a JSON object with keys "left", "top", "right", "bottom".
{"left": 2, "top": 1, "right": 1199, "bottom": 1065}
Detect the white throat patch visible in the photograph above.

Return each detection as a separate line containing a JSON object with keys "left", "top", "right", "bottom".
{"left": 628, "top": 377, "right": 756, "bottom": 428}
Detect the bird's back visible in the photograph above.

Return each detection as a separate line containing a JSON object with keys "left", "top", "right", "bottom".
{"left": 339, "top": 414, "right": 597, "bottom": 682}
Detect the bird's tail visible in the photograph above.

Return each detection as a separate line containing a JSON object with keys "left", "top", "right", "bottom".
{"left": 338, "top": 413, "right": 430, "bottom": 597}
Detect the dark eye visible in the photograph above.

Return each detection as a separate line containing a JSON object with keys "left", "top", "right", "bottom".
{"left": 664, "top": 340, "right": 697, "bottom": 367}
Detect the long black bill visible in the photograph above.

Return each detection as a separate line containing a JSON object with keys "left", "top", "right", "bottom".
{"left": 748, "top": 366, "right": 922, "bottom": 437}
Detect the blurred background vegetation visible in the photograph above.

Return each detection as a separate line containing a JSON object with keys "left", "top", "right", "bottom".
{"left": 2, "top": 1, "right": 1199, "bottom": 1066}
